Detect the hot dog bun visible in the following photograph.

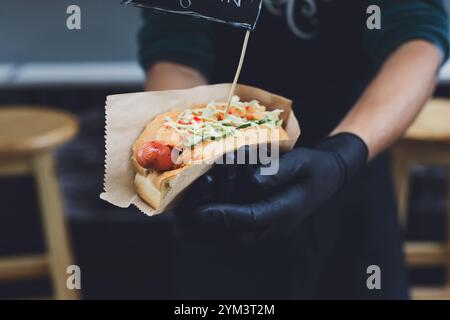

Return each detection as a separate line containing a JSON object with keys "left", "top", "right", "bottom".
{"left": 132, "top": 104, "right": 290, "bottom": 209}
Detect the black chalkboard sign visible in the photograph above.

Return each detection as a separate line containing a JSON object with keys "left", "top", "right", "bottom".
{"left": 122, "top": 0, "right": 263, "bottom": 30}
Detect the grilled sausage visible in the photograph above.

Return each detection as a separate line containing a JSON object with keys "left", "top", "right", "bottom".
{"left": 136, "top": 141, "right": 174, "bottom": 172}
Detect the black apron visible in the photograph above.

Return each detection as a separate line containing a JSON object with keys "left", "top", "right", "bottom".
{"left": 173, "top": 0, "right": 409, "bottom": 299}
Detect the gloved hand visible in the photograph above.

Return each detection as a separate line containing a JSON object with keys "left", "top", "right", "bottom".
{"left": 172, "top": 150, "right": 259, "bottom": 238}
{"left": 192, "top": 133, "right": 369, "bottom": 232}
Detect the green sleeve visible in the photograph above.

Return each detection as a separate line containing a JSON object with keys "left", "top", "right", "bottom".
{"left": 138, "top": 10, "right": 216, "bottom": 80}
{"left": 363, "top": 0, "right": 449, "bottom": 70}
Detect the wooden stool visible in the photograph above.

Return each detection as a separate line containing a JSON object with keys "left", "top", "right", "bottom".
{"left": 0, "top": 106, "right": 79, "bottom": 300}
{"left": 392, "top": 99, "right": 450, "bottom": 300}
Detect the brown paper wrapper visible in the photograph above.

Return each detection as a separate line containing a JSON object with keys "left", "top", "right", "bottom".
{"left": 100, "top": 83, "right": 301, "bottom": 216}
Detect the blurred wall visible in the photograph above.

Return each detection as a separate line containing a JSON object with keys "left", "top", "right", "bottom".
{"left": 0, "top": 0, "right": 141, "bottom": 63}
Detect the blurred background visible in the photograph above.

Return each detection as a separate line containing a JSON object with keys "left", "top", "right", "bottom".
{"left": 0, "top": 0, "right": 449, "bottom": 299}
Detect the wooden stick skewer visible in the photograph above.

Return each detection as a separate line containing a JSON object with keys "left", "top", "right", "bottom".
{"left": 225, "top": 30, "right": 251, "bottom": 116}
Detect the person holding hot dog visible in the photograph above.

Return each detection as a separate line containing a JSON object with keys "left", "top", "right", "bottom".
{"left": 138, "top": 0, "right": 449, "bottom": 299}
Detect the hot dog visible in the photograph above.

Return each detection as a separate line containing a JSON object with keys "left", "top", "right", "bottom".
{"left": 132, "top": 96, "right": 291, "bottom": 210}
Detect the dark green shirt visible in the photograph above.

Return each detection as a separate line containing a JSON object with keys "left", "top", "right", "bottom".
{"left": 138, "top": 0, "right": 449, "bottom": 146}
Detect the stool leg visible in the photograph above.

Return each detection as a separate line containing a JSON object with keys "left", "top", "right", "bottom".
{"left": 447, "top": 169, "right": 450, "bottom": 288}
{"left": 392, "top": 149, "right": 412, "bottom": 226}
{"left": 31, "top": 152, "right": 79, "bottom": 300}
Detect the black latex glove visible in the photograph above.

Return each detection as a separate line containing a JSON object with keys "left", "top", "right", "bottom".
{"left": 172, "top": 150, "right": 260, "bottom": 238}
{"left": 192, "top": 133, "right": 369, "bottom": 232}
